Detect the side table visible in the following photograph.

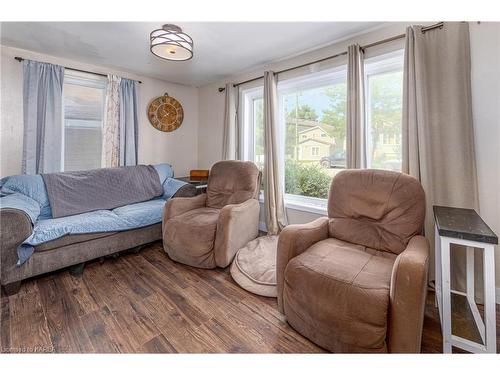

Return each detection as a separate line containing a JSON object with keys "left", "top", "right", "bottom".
{"left": 177, "top": 177, "right": 208, "bottom": 195}
{"left": 433, "top": 205, "right": 498, "bottom": 353}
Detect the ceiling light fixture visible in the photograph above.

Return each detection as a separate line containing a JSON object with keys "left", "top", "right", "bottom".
{"left": 150, "top": 24, "right": 193, "bottom": 61}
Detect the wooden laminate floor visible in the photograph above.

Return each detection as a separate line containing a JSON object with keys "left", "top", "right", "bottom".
{"left": 1, "top": 242, "right": 499, "bottom": 353}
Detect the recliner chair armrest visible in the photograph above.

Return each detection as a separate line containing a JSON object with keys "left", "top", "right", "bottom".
{"left": 214, "top": 198, "right": 260, "bottom": 268}
{"left": 0, "top": 208, "right": 33, "bottom": 285}
{"left": 388, "top": 235, "right": 430, "bottom": 353}
{"left": 276, "top": 217, "right": 329, "bottom": 313}
{"left": 163, "top": 193, "right": 207, "bottom": 221}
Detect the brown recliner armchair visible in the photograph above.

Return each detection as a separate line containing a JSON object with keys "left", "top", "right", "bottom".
{"left": 277, "top": 169, "right": 429, "bottom": 353}
{"left": 163, "top": 160, "right": 261, "bottom": 269}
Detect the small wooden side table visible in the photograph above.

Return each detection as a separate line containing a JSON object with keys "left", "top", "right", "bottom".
{"left": 433, "top": 205, "right": 498, "bottom": 353}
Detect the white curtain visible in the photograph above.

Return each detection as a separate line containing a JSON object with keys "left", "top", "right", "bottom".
{"left": 102, "top": 74, "right": 121, "bottom": 168}
{"left": 22, "top": 60, "right": 65, "bottom": 174}
{"left": 263, "top": 71, "right": 288, "bottom": 235}
{"left": 222, "top": 83, "right": 240, "bottom": 160}
{"left": 346, "top": 44, "right": 366, "bottom": 168}
{"left": 402, "top": 22, "right": 480, "bottom": 298}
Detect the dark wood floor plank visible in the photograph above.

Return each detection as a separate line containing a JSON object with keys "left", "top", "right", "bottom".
{"left": 59, "top": 272, "right": 100, "bottom": 317}
{"left": 94, "top": 306, "right": 137, "bottom": 353}
{"left": 127, "top": 255, "right": 212, "bottom": 327}
{"left": 36, "top": 276, "right": 93, "bottom": 353}
{"left": 82, "top": 262, "right": 159, "bottom": 350}
{"left": 0, "top": 296, "right": 11, "bottom": 352}
{"left": 2, "top": 242, "right": 499, "bottom": 354}
{"left": 7, "top": 283, "right": 52, "bottom": 353}
{"left": 80, "top": 310, "right": 122, "bottom": 353}
{"left": 140, "top": 334, "right": 177, "bottom": 353}
{"left": 156, "top": 308, "right": 229, "bottom": 353}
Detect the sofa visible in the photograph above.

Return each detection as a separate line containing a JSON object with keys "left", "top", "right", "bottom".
{"left": 277, "top": 169, "right": 430, "bottom": 353}
{"left": 0, "top": 164, "right": 196, "bottom": 295}
{"left": 163, "top": 160, "right": 261, "bottom": 269}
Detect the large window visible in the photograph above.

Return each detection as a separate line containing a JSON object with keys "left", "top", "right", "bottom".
{"left": 364, "top": 51, "right": 404, "bottom": 171}
{"left": 63, "top": 72, "right": 106, "bottom": 171}
{"left": 241, "top": 50, "right": 404, "bottom": 211}
{"left": 242, "top": 69, "right": 347, "bottom": 205}
{"left": 280, "top": 69, "right": 347, "bottom": 201}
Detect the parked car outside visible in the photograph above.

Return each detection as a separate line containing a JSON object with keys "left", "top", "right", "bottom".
{"left": 320, "top": 150, "right": 346, "bottom": 169}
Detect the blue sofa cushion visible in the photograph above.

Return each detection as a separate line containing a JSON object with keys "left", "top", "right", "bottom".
{"left": 153, "top": 163, "right": 174, "bottom": 184}
{"left": 1, "top": 174, "right": 52, "bottom": 219}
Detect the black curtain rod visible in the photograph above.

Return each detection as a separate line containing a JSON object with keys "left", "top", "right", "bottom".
{"left": 218, "top": 22, "right": 445, "bottom": 92}
{"left": 14, "top": 57, "right": 143, "bottom": 84}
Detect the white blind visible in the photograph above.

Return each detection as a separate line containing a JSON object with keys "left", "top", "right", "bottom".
{"left": 63, "top": 72, "right": 106, "bottom": 171}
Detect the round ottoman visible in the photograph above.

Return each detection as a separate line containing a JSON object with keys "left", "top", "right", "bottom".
{"left": 230, "top": 235, "right": 278, "bottom": 297}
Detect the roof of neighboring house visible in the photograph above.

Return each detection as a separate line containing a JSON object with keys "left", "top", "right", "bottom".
{"left": 286, "top": 118, "right": 335, "bottom": 136}
{"left": 299, "top": 138, "right": 332, "bottom": 146}
{"left": 298, "top": 125, "right": 333, "bottom": 136}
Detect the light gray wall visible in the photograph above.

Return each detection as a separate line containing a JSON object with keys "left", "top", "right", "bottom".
{"left": 0, "top": 45, "right": 199, "bottom": 178}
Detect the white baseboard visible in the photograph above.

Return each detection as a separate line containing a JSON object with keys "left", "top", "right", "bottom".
{"left": 259, "top": 221, "right": 267, "bottom": 233}
{"left": 496, "top": 287, "right": 500, "bottom": 305}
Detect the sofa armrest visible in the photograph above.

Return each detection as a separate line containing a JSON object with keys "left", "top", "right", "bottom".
{"left": 0, "top": 208, "right": 33, "bottom": 285}
{"left": 388, "top": 235, "right": 430, "bottom": 353}
{"left": 163, "top": 193, "right": 207, "bottom": 222}
{"left": 276, "top": 217, "right": 329, "bottom": 313}
{"left": 214, "top": 198, "right": 260, "bottom": 268}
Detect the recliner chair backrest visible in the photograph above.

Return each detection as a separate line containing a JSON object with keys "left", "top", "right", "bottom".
{"left": 328, "top": 169, "right": 425, "bottom": 255}
{"left": 206, "top": 161, "right": 260, "bottom": 209}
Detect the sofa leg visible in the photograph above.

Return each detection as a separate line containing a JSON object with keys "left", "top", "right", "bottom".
{"left": 69, "top": 262, "right": 85, "bottom": 277}
{"left": 3, "top": 281, "right": 21, "bottom": 296}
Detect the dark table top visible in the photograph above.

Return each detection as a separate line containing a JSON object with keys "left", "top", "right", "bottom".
{"left": 177, "top": 176, "right": 208, "bottom": 187}
{"left": 433, "top": 205, "right": 498, "bottom": 245}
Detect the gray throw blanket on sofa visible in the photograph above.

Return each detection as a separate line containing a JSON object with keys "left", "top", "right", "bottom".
{"left": 42, "top": 165, "right": 163, "bottom": 218}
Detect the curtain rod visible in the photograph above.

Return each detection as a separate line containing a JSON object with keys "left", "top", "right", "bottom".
{"left": 218, "top": 22, "right": 444, "bottom": 92}
{"left": 14, "top": 57, "right": 143, "bottom": 84}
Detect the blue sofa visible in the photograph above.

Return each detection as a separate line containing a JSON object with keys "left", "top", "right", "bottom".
{"left": 0, "top": 164, "right": 196, "bottom": 294}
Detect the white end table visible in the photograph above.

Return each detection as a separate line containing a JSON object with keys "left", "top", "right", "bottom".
{"left": 434, "top": 205, "right": 498, "bottom": 353}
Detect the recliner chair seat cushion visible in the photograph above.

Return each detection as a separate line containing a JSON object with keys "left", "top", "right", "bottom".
{"left": 283, "top": 238, "right": 396, "bottom": 353}
{"left": 164, "top": 207, "right": 220, "bottom": 268}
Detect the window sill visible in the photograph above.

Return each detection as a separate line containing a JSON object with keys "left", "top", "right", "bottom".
{"left": 258, "top": 193, "right": 328, "bottom": 216}
{"left": 285, "top": 194, "right": 328, "bottom": 215}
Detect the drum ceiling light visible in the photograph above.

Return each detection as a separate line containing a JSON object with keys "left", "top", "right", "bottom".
{"left": 150, "top": 24, "right": 193, "bottom": 61}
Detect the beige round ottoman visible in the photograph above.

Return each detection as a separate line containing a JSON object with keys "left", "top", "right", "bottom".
{"left": 230, "top": 235, "right": 278, "bottom": 297}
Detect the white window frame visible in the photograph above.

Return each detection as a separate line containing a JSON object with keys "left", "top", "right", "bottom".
{"left": 62, "top": 70, "right": 107, "bottom": 171}
{"left": 364, "top": 50, "right": 404, "bottom": 170}
{"left": 241, "top": 53, "right": 405, "bottom": 215}
{"left": 240, "top": 87, "right": 264, "bottom": 163}
{"left": 278, "top": 66, "right": 347, "bottom": 214}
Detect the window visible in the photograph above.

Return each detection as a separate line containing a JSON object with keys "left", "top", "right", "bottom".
{"left": 364, "top": 51, "right": 404, "bottom": 171}
{"left": 63, "top": 71, "right": 106, "bottom": 171}
{"left": 280, "top": 68, "right": 347, "bottom": 202}
{"left": 241, "top": 51, "right": 403, "bottom": 213}
{"left": 242, "top": 67, "right": 347, "bottom": 208}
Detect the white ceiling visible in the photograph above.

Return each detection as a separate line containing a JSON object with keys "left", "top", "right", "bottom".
{"left": 1, "top": 22, "right": 383, "bottom": 87}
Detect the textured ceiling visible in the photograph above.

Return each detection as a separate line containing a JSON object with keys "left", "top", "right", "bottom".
{"left": 1, "top": 22, "right": 383, "bottom": 86}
